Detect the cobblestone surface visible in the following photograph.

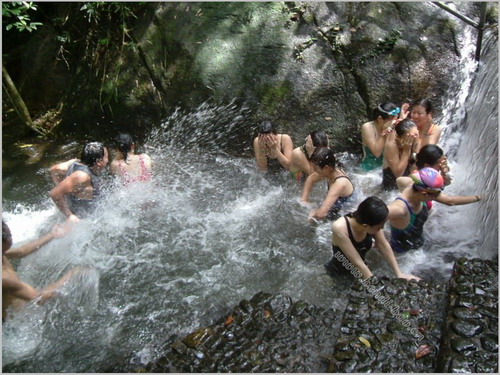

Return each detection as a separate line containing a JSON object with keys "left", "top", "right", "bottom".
{"left": 327, "top": 276, "right": 448, "bottom": 372}
{"left": 436, "top": 258, "right": 498, "bottom": 373}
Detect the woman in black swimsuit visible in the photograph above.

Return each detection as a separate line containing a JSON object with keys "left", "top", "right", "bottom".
{"left": 305, "top": 147, "right": 354, "bottom": 222}
{"left": 253, "top": 121, "right": 293, "bottom": 173}
{"left": 325, "top": 196, "right": 420, "bottom": 281}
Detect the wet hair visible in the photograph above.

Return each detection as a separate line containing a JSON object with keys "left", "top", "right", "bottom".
{"left": 2, "top": 220, "right": 12, "bottom": 245}
{"left": 416, "top": 144, "right": 444, "bottom": 169}
{"left": 352, "top": 196, "right": 389, "bottom": 226}
{"left": 258, "top": 121, "right": 277, "bottom": 135}
{"left": 310, "top": 130, "right": 329, "bottom": 148}
{"left": 411, "top": 98, "right": 433, "bottom": 114}
{"left": 310, "top": 147, "right": 339, "bottom": 169}
{"left": 395, "top": 119, "right": 417, "bottom": 137}
{"left": 81, "top": 142, "right": 106, "bottom": 167}
{"left": 373, "top": 102, "right": 398, "bottom": 120}
{"left": 114, "top": 133, "right": 134, "bottom": 161}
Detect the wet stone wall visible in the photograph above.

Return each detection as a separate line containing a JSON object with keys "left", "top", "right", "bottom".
{"left": 436, "top": 258, "right": 498, "bottom": 373}
{"left": 145, "top": 292, "right": 342, "bottom": 372}
{"left": 327, "top": 277, "right": 448, "bottom": 373}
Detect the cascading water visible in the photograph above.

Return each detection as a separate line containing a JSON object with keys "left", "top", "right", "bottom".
{"left": 2, "top": 29, "right": 497, "bottom": 375}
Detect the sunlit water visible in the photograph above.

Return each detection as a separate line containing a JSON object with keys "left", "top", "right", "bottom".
{"left": 2, "top": 33, "right": 497, "bottom": 373}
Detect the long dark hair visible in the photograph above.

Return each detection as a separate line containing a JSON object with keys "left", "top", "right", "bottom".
{"left": 352, "top": 196, "right": 388, "bottom": 226}
{"left": 114, "top": 133, "right": 134, "bottom": 162}
{"left": 416, "top": 144, "right": 444, "bottom": 169}
{"left": 310, "top": 147, "right": 342, "bottom": 169}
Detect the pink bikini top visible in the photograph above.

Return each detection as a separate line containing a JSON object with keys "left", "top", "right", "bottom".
{"left": 119, "top": 154, "right": 152, "bottom": 185}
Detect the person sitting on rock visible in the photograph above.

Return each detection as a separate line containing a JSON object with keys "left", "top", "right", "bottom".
{"left": 289, "top": 130, "right": 329, "bottom": 183}
{"left": 110, "top": 133, "right": 152, "bottom": 185}
{"left": 388, "top": 167, "right": 483, "bottom": 253}
{"left": 253, "top": 121, "right": 294, "bottom": 173}
{"left": 324, "top": 196, "right": 420, "bottom": 281}
{"left": 49, "top": 142, "right": 109, "bottom": 222}
{"left": 304, "top": 147, "right": 355, "bottom": 223}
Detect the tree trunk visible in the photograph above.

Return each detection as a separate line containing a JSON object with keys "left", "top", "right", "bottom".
{"left": 2, "top": 63, "right": 47, "bottom": 136}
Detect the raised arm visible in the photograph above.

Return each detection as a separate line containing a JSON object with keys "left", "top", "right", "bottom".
{"left": 384, "top": 133, "right": 412, "bottom": 177}
{"left": 268, "top": 134, "right": 294, "bottom": 170}
{"left": 435, "top": 193, "right": 482, "bottom": 206}
{"left": 373, "top": 230, "right": 420, "bottom": 280}
{"left": 4, "top": 223, "right": 71, "bottom": 259}
{"left": 253, "top": 136, "right": 268, "bottom": 172}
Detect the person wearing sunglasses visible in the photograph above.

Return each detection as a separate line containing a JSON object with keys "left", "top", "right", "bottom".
{"left": 388, "top": 168, "right": 482, "bottom": 253}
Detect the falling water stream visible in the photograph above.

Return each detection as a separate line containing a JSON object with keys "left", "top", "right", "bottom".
{"left": 2, "top": 30, "right": 497, "bottom": 372}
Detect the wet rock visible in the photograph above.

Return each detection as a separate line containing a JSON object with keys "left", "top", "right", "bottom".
{"left": 450, "top": 337, "right": 478, "bottom": 353}
{"left": 451, "top": 319, "right": 484, "bottom": 338}
{"left": 480, "top": 334, "right": 499, "bottom": 353}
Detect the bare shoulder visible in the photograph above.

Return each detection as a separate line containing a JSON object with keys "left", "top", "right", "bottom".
{"left": 332, "top": 216, "right": 347, "bottom": 233}
{"left": 68, "top": 170, "right": 91, "bottom": 184}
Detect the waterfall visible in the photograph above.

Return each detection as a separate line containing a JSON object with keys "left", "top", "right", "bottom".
{"left": 451, "top": 30, "right": 498, "bottom": 258}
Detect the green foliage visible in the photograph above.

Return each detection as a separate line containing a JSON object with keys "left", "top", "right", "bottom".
{"left": 258, "top": 81, "right": 292, "bottom": 115}
{"left": 2, "top": 2, "right": 42, "bottom": 32}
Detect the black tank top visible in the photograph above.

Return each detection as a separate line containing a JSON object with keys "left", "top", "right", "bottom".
{"left": 66, "top": 162, "right": 101, "bottom": 217}
{"left": 325, "top": 214, "right": 374, "bottom": 276}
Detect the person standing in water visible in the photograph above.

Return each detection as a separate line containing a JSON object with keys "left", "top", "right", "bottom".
{"left": 289, "top": 130, "right": 329, "bottom": 183}
{"left": 253, "top": 121, "right": 294, "bottom": 173}
{"left": 110, "top": 133, "right": 152, "bottom": 185}
{"left": 407, "top": 98, "right": 442, "bottom": 152}
{"left": 382, "top": 119, "right": 419, "bottom": 190}
{"left": 304, "top": 147, "right": 355, "bottom": 223}
{"left": 2, "top": 220, "right": 80, "bottom": 321}
{"left": 397, "top": 144, "right": 452, "bottom": 192}
{"left": 49, "top": 142, "right": 109, "bottom": 221}
{"left": 325, "top": 196, "right": 420, "bottom": 281}
{"left": 360, "top": 102, "right": 403, "bottom": 171}
{"left": 388, "top": 168, "right": 483, "bottom": 253}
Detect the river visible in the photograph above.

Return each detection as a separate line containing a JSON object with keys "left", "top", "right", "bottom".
{"left": 2, "top": 30, "right": 497, "bottom": 372}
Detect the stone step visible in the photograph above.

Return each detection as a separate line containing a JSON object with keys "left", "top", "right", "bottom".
{"left": 436, "top": 257, "right": 498, "bottom": 373}
{"left": 121, "top": 258, "right": 498, "bottom": 373}
{"left": 327, "top": 276, "right": 448, "bottom": 373}
{"left": 146, "top": 292, "right": 343, "bottom": 372}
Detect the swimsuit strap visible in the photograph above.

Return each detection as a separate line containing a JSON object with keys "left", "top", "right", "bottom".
{"left": 395, "top": 196, "right": 418, "bottom": 216}
{"left": 280, "top": 134, "right": 284, "bottom": 153}
{"left": 344, "top": 215, "right": 355, "bottom": 242}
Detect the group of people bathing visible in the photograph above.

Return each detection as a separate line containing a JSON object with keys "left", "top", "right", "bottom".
{"left": 253, "top": 98, "right": 483, "bottom": 281}
{"left": 3, "top": 99, "right": 483, "bottom": 320}
{"left": 3, "top": 133, "right": 152, "bottom": 321}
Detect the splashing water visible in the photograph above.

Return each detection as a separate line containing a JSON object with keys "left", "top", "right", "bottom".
{"left": 2, "top": 35, "right": 497, "bottom": 373}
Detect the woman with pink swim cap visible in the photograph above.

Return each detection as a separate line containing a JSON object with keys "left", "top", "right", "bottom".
{"left": 388, "top": 168, "right": 483, "bottom": 253}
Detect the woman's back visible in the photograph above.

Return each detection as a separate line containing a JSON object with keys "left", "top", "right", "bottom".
{"left": 111, "top": 153, "right": 152, "bottom": 184}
